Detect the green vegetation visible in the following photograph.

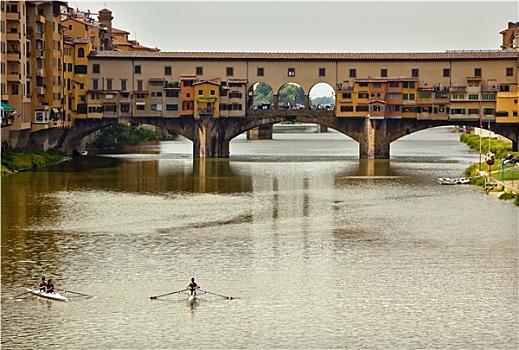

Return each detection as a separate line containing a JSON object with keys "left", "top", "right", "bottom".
{"left": 461, "top": 133, "right": 519, "bottom": 205}
{"left": 253, "top": 82, "right": 274, "bottom": 106}
{"left": 278, "top": 83, "right": 305, "bottom": 107}
{"left": 460, "top": 134, "right": 512, "bottom": 159}
{"left": 1, "top": 147, "right": 67, "bottom": 174}
{"left": 91, "top": 124, "right": 160, "bottom": 151}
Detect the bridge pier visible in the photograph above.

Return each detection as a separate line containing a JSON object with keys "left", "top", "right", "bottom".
{"left": 193, "top": 118, "right": 230, "bottom": 158}
{"left": 358, "top": 118, "right": 390, "bottom": 159}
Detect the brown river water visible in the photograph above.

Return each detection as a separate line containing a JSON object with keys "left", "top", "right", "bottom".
{"left": 1, "top": 127, "right": 517, "bottom": 349}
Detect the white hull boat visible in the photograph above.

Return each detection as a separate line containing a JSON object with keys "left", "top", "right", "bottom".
{"left": 437, "top": 177, "right": 470, "bottom": 185}
{"left": 26, "top": 288, "right": 68, "bottom": 302}
{"left": 188, "top": 294, "right": 196, "bottom": 303}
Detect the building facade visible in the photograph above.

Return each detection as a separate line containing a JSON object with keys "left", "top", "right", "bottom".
{"left": 1, "top": 1, "right": 157, "bottom": 147}
{"left": 85, "top": 51, "right": 518, "bottom": 124}
{"left": 1, "top": 2, "right": 518, "bottom": 149}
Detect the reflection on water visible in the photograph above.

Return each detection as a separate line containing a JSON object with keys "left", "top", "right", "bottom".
{"left": 2, "top": 128, "right": 517, "bottom": 349}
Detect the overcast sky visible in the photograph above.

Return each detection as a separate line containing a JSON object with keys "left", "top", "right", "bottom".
{"left": 73, "top": 1, "right": 518, "bottom": 53}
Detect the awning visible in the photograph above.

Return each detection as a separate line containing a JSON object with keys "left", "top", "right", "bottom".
{"left": 136, "top": 102, "right": 146, "bottom": 106}
{"left": 1, "top": 102, "right": 15, "bottom": 111}
{"left": 52, "top": 108, "right": 60, "bottom": 113}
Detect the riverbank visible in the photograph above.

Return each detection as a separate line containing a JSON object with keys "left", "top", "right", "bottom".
{"left": 1, "top": 147, "right": 70, "bottom": 175}
{"left": 460, "top": 133, "right": 519, "bottom": 205}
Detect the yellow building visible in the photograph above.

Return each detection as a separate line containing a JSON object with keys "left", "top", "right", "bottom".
{"left": 194, "top": 80, "right": 220, "bottom": 119}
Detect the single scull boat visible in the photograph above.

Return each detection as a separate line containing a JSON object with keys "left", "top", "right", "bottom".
{"left": 26, "top": 288, "right": 68, "bottom": 302}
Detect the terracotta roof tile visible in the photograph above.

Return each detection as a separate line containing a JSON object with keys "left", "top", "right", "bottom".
{"left": 180, "top": 75, "right": 197, "bottom": 81}
{"left": 88, "top": 51, "right": 519, "bottom": 60}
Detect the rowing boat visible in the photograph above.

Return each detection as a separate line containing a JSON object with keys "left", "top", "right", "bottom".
{"left": 26, "top": 288, "right": 68, "bottom": 302}
{"left": 188, "top": 294, "right": 196, "bottom": 303}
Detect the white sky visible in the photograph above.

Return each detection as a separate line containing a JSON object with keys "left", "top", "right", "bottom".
{"left": 72, "top": 1, "right": 518, "bottom": 96}
{"left": 73, "top": 1, "right": 518, "bottom": 53}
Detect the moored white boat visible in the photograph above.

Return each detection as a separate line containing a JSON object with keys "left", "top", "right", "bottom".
{"left": 26, "top": 288, "right": 68, "bottom": 302}
{"left": 437, "top": 177, "right": 470, "bottom": 185}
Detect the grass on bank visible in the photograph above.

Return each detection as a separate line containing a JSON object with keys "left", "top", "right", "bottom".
{"left": 461, "top": 133, "right": 519, "bottom": 205}
{"left": 90, "top": 124, "right": 160, "bottom": 151}
{"left": 1, "top": 147, "right": 67, "bottom": 174}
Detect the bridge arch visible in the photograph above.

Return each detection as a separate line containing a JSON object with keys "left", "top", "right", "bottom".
{"left": 277, "top": 82, "right": 305, "bottom": 109}
{"left": 308, "top": 82, "right": 336, "bottom": 110}
{"left": 247, "top": 82, "right": 274, "bottom": 110}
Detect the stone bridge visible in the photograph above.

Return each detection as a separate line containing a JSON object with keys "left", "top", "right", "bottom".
{"left": 29, "top": 110, "right": 519, "bottom": 159}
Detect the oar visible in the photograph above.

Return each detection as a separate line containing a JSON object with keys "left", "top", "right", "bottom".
{"left": 150, "top": 288, "right": 188, "bottom": 300}
{"left": 201, "top": 290, "right": 234, "bottom": 300}
{"left": 63, "top": 290, "right": 94, "bottom": 298}
{"left": 11, "top": 290, "right": 32, "bottom": 299}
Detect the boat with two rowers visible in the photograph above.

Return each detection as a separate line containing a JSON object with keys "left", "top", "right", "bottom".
{"left": 26, "top": 288, "right": 68, "bottom": 302}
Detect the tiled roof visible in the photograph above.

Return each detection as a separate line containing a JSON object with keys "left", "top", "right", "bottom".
{"left": 112, "top": 27, "right": 130, "bottom": 35}
{"left": 88, "top": 51, "right": 519, "bottom": 60}
{"left": 193, "top": 80, "right": 221, "bottom": 86}
{"left": 180, "top": 75, "right": 197, "bottom": 81}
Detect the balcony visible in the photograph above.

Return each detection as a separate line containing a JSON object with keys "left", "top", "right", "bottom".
{"left": 6, "top": 51, "right": 20, "bottom": 61}
{"left": 36, "top": 68, "right": 45, "bottom": 76}
{"left": 198, "top": 108, "right": 214, "bottom": 117}
{"left": 7, "top": 73, "right": 21, "bottom": 82}
{"left": 450, "top": 86, "right": 467, "bottom": 92}
{"left": 6, "top": 12, "right": 20, "bottom": 20}
{"left": 6, "top": 32, "right": 20, "bottom": 41}
{"left": 337, "top": 84, "right": 354, "bottom": 91}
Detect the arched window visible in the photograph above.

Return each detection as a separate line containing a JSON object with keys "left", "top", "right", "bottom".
{"left": 78, "top": 48, "right": 85, "bottom": 57}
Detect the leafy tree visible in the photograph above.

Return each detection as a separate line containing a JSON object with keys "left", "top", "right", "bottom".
{"left": 278, "top": 83, "right": 304, "bottom": 107}
{"left": 253, "top": 82, "right": 273, "bottom": 106}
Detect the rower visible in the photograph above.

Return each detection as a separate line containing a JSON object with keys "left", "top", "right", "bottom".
{"left": 186, "top": 277, "right": 200, "bottom": 296}
{"left": 37, "top": 277, "right": 47, "bottom": 292}
{"left": 45, "top": 279, "right": 55, "bottom": 294}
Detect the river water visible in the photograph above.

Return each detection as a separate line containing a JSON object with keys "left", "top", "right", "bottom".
{"left": 1, "top": 127, "right": 517, "bottom": 349}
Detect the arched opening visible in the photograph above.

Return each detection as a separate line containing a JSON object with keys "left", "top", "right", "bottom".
{"left": 309, "top": 82, "right": 335, "bottom": 110}
{"left": 247, "top": 82, "right": 274, "bottom": 110}
{"left": 277, "top": 82, "right": 304, "bottom": 109}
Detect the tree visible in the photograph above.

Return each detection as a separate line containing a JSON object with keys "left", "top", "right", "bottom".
{"left": 253, "top": 82, "right": 273, "bottom": 106}
{"left": 278, "top": 83, "right": 304, "bottom": 107}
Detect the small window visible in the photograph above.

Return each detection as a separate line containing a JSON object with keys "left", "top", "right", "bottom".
{"left": 93, "top": 64, "right": 100, "bottom": 74}
{"left": 474, "top": 68, "right": 482, "bottom": 77}
{"left": 137, "top": 80, "right": 143, "bottom": 91}
{"left": 257, "top": 67, "right": 264, "bottom": 77}
{"left": 411, "top": 68, "right": 419, "bottom": 77}
{"left": 210, "top": 90, "right": 215, "bottom": 95}
{"left": 288, "top": 68, "right": 295, "bottom": 77}
{"left": 135, "top": 65, "right": 141, "bottom": 74}
{"left": 349, "top": 69, "right": 356, "bottom": 78}
{"left": 380, "top": 69, "right": 387, "bottom": 77}
{"left": 106, "top": 79, "right": 112, "bottom": 90}
{"left": 506, "top": 67, "right": 513, "bottom": 77}
{"left": 164, "top": 66, "right": 172, "bottom": 75}
{"left": 196, "top": 67, "right": 203, "bottom": 75}
{"left": 443, "top": 68, "right": 450, "bottom": 77}
{"left": 226, "top": 67, "right": 234, "bottom": 76}
{"left": 92, "top": 79, "right": 98, "bottom": 90}
{"left": 78, "top": 48, "right": 84, "bottom": 57}
{"left": 198, "top": 90, "right": 203, "bottom": 95}
{"left": 121, "top": 80, "right": 127, "bottom": 91}
{"left": 318, "top": 68, "right": 326, "bottom": 77}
